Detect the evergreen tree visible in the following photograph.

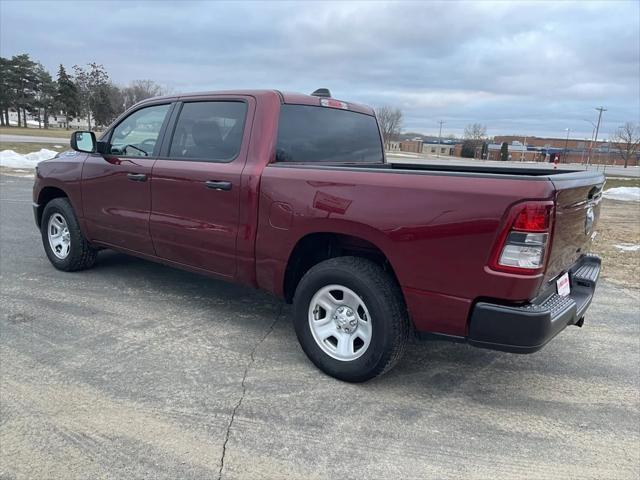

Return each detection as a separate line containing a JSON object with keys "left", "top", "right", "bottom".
{"left": 93, "top": 83, "right": 124, "bottom": 127}
{"left": 0, "top": 57, "right": 13, "bottom": 126}
{"left": 9, "top": 54, "right": 39, "bottom": 127}
{"left": 500, "top": 142, "right": 509, "bottom": 161}
{"left": 56, "top": 64, "right": 80, "bottom": 129}
{"left": 34, "top": 63, "right": 57, "bottom": 128}
{"left": 480, "top": 142, "right": 489, "bottom": 159}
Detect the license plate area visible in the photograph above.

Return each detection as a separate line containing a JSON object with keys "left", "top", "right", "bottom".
{"left": 556, "top": 272, "right": 571, "bottom": 297}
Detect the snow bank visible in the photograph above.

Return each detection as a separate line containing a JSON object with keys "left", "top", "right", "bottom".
{"left": 0, "top": 149, "right": 58, "bottom": 169}
{"left": 614, "top": 244, "right": 640, "bottom": 252}
{"left": 603, "top": 187, "right": 640, "bottom": 202}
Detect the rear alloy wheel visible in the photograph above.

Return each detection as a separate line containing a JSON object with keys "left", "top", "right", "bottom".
{"left": 308, "top": 284, "right": 373, "bottom": 361}
{"left": 293, "top": 256, "right": 409, "bottom": 382}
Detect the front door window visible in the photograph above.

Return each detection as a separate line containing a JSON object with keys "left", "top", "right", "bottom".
{"left": 110, "top": 104, "right": 170, "bottom": 157}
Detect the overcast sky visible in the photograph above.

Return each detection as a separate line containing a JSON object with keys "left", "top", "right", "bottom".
{"left": 1, "top": 0, "right": 638, "bottom": 138}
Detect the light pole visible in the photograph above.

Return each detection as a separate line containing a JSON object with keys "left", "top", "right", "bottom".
{"left": 436, "top": 120, "right": 445, "bottom": 158}
{"left": 583, "top": 119, "right": 596, "bottom": 164}
{"left": 521, "top": 136, "right": 527, "bottom": 161}
{"left": 563, "top": 128, "right": 571, "bottom": 163}
{"left": 587, "top": 107, "right": 606, "bottom": 166}
{"left": 581, "top": 137, "right": 588, "bottom": 163}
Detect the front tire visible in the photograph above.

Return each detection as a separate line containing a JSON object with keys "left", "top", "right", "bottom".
{"left": 293, "top": 257, "right": 409, "bottom": 382}
{"left": 41, "top": 198, "right": 97, "bottom": 271}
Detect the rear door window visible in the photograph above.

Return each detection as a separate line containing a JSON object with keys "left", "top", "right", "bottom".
{"left": 276, "top": 105, "right": 383, "bottom": 163}
{"left": 168, "top": 101, "right": 247, "bottom": 162}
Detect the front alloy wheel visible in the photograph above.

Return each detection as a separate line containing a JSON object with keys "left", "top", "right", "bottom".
{"left": 47, "top": 213, "right": 71, "bottom": 259}
{"left": 40, "top": 197, "right": 97, "bottom": 271}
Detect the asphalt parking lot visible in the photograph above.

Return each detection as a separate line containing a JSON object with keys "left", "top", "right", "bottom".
{"left": 1, "top": 174, "right": 639, "bottom": 479}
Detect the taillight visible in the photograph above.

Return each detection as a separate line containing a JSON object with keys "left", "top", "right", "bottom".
{"left": 490, "top": 201, "right": 554, "bottom": 274}
{"left": 512, "top": 204, "right": 551, "bottom": 232}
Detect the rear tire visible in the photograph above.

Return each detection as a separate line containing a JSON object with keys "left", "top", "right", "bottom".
{"left": 41, "top": 198, "right": 97, "bottom": 271}
{"left": 293, "top": 256, "right": 409, "bottom": 382}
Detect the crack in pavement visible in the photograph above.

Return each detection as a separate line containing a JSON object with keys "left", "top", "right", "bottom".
{"left": 217, "top": 304, "right": 284, "bottom": 480}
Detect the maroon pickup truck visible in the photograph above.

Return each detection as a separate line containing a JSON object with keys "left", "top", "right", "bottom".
{"left": 33, "top": 89, "right": 604, "bottom": 382}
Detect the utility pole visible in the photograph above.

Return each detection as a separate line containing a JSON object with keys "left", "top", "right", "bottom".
{"left": 587, "top": 107, "right": 606, "bottom": 166}
{"left": 563, "top": 128, "right": 571, "bottom": 163}
{"left": 521, "top": 136, "right": 527, "bottom": 161}
{"left": 436, "top": 120, "right": 445, "bottom": 158}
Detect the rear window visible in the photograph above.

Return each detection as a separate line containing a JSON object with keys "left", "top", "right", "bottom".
{"left": 276, "top": 104, "right": 383, "bottom": 163}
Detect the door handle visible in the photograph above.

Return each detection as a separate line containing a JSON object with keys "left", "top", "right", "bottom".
{"left": 127, "top": 173, "right": 147, "bottom": 182}
{"left": 205, "top": 180, "right": 232, "bottom": 191}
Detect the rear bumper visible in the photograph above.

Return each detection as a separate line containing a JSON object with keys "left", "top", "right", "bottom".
{"left": 468, "top": 255, "right": 601, "bottom": 353}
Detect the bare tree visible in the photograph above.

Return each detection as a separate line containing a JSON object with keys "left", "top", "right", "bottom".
{"left": 73, "top": 63, "right": 110, "bottom": 130}
{"left": 462, "top": 123, "right": 487, "bottom": 158}
{"left": 611, "top": 122, "right": 640, "bottom": 168}
{"left": 122, "top": 80, "right": 168, "bottom": 110}
{"left": 464, "top": 123, "right": 487, "bottom": 141}
{"left": 375, "top": 106, "right": 403, "bottom": 147}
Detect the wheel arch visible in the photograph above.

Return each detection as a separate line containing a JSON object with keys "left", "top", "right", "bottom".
{"left": 35, "top": 186, "right": 70, "bottom": 228}
{"left": 282, "top": 231, "right": 401, "bottom": 304}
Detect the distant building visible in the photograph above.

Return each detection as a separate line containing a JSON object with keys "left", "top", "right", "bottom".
{"left": 495, "top": 135, "right": 606, "bottom": 150}
{"left": 486, "top": 141, "right": 541, "bottom": 161}
{"left": 423, "top": 140, "right": 456, "bottom": 156}
{"left": 7, "top": 109, "right": 89, "bottom": 129}
{"left": 476, "top": 136, "right": 631, "bottom": 165}
{"left": 50, "top": 113, "right": 90, "bottom": 129}
{"left": 399, "top": 140, "right": 423, "bottom": 153}
{"left": 387, "top": 141, "right": 401, "bottom": 152}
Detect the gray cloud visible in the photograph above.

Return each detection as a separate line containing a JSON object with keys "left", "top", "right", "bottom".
{"left": 1, "top": 0, "right": 638, "bottom": 138}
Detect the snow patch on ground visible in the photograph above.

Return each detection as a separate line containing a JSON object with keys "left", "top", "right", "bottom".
{"left": 603, "top": 187, "right": 640, "bottom": 202}
{"left": 0, "top": 149, "right": 58, "bottom": 169}
{"left": 387, "top": 153, "right": 421, "bottom": 158}
{"left": 614, "top": 244, "right": 640, "bottom": 252}
{"left": 8, "top": 119, "right": 41, "bottom": 127}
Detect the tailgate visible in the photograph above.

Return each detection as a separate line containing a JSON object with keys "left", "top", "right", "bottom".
{"left": 544, "top": 172, "right": 605, "bottom": 283}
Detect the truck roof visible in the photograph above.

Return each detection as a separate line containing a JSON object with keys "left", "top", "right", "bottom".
{"left": 137, "top": 89, "right": 375, "bottom": 116}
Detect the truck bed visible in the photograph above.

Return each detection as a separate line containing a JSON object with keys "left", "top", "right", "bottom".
{"left": 260, "top": 160, "right": 604, "bottom": 336}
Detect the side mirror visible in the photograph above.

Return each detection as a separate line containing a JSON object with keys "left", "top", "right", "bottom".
{"left": 70, "top": 131, "right": 97, "bottom": 153}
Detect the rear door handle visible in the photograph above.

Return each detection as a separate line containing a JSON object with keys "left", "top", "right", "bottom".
{"left": 127, "top": 173, "right": 147, "bottom": 182}
{"left": 205, "top": 180, "right": 232, "bottom": 191}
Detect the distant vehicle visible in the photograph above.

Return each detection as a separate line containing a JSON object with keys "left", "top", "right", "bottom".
{"left": 32, "top": 89, "right": 604, "bottom": 382}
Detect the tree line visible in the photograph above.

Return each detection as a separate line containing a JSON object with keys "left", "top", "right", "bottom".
{"left": 0, "top": 53, "right": 168, "bottom": 130}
